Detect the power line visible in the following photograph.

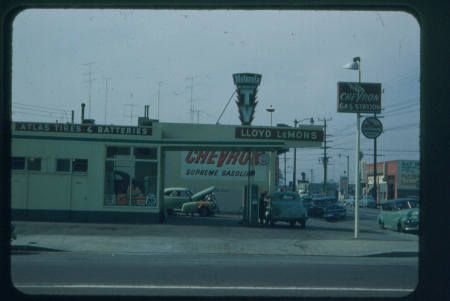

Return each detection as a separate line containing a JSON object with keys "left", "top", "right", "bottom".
{"left": 13, "top": 102, "right": 67, "bottom": 113}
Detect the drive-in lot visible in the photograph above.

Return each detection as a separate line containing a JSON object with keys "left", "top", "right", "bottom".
{"left": 11, "top": 207, "right": 418, "bottom": 253}
{"left": 11, "top": 207, "right": 419, "bottom": 297}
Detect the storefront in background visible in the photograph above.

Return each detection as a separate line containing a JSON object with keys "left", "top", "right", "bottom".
{"left": 364, "top": 160, "right": 419, "bottom": 203}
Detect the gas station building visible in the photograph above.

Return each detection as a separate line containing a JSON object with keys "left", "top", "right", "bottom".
{"left": 11, "top": 118, "right": 324, "bottom": 223}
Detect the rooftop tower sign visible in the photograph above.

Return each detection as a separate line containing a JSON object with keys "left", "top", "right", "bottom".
{"left": 233, "top": 73, "right": 262, "bottom": 125}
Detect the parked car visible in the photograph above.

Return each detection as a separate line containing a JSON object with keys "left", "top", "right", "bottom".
{"left": 308, "top": 197, "right": 337, "bottom": 217}
{"left": 377, "top": 198, "right": 419, "bottom": 232}
{"left": 265, "top": 191, "right": 308, "bottom": 228}
{"left": 343, "top": 198, "right": 355, "bottom": 207}
{"left": 359, "top": 196, "right": 376, "bottom": 208}
{"left": 300, "top": 196, "right": 313, "bottom": 211}
{"left": 323, "top": 202, "right": 347, "bottom": 221}
{"left": 366, "top": 198, "right": 378, "bottom": 208}
{"left": 164, "top": 186, "right": 218, "bottom": 217}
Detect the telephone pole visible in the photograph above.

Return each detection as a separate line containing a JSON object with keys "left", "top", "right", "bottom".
{"left": 339, "top": 153, "right": 350, "bottom": 199}
{"left": 186, "top": 76, "right": 194, "bottom": 123}
{"left": 292, "top": 119, "right": 299, "bottom": 192}
{"left": 284, "top": 152, "right": 287, "bottom": 189}
{"left": 318, "top": 117, "right": 332, "bottom": 196}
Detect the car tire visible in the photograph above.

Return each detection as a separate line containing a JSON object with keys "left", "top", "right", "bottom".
{"left": 167, "top": 209, "right": 174, "bottom": 215}
{"left": 199, "top": 206, "right": 209, "bottom": 217}
{"left": 299, "top": 220, "right": 306, "bottom": 229}
{"left": 289, "top": 221, "right": 296, "bottom": 227}
{"left": 270, "top": 220, "right": 275, "bottom": 227}
{"left": 397, "top": 223, "right": 403, "bottom": 232}
{"left": 378, "top": 221, "right": 385, "bottom": 229}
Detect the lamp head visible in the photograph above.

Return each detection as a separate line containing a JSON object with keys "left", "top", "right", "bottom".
{"left": 266, "top": 105, "right": 275, "bottom": 113}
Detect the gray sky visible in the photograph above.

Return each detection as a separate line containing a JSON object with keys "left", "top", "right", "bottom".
{"left": 11, "top": 9, "right": 420, "bottom": 184}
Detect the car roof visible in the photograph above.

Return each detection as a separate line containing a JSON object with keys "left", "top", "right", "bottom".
{"left": 313, "top": 197, "right": 337, "bottom": 201}
{"left": 164, "top": 187, "right": 190, "bottom": 192}
{"left": 381, "top": 198, "right": 417, "bottom": 204}
{"left": 271, "top": 191, "right": 299, "bottom": 196}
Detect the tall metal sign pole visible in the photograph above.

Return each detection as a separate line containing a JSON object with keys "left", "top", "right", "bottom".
{"left": 233, "top": 73, "right": 262, "bottom": 224}
{"left": 361, "top": 116, "right": 383, "bottom": 204}
{"left": 292, "top": 119, "right": 299, "bottom": 192}
{"left": 339, "top": 57, "right": 382, "bottom": 239}
{"left": 355, "top": 61, "right": 361, "bottom": 239}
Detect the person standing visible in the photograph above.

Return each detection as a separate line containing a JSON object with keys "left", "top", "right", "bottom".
{"left": 259, "top": 191, "right": 268, "bottom": 224}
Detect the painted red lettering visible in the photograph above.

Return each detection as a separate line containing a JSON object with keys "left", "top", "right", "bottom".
{"left": 216, "top": 151, "right": 229, "bottom": 167}
{"left": 185, "top": 151, "right": 195, "bottom": 163}
{"left": 238, "top": 152, "right": 249, "bottom": 165}
{"left": 194, "top": 151, "right": 209, "bottom": 164}
{"left": 207, "top": 152, "right": 218, "bottom": 164}
{"left": 226, "top": 152, "right": 241, "bottom": 165}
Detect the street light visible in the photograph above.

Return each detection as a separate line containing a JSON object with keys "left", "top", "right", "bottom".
{"left": 264, "top": 105, "right": 275, "bottom": 194}
{"left": 342, "top": 56, "right": 361, "bottom": 239}
{"left": 266, "top": 105, "right": 275, "bottom": 126}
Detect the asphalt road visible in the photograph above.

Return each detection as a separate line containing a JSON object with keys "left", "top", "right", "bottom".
{"left": 10, "top": 206, "right": 418, "bottom": 297}
{"left": 11, "top": 252, "right": 417, "bottom": 297}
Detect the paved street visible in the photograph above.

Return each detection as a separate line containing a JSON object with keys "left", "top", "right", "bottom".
{"left": 10, "top": 207, "right": 419, "bottom": 297}
{"left": 12, "top": 252, "right": 417, "bottom": 297}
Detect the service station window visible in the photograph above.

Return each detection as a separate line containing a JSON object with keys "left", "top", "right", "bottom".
{"left": 56, "top": 159, "right": 70, "bottom": 172}
{"left": 134, "top": 147, "right": 157, "bottom": 160}
{"left": 107, "top": 146, "right": 130, "bottom": 158}
{"left": 104, "top": 146, "right": 158, "bottom": 207}
{"left": 72, "top": 159, "right": 88, "bottom": 173}
{"left": 11, "top": 157, "right": 25, "bottom": 170}
{"left": 27, "top": 157, "right": 41, "bottom": 171}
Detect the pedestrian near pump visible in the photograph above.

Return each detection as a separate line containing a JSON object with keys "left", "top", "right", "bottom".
{"left": 259, "top": 191, "right": 268, "bottom": 224}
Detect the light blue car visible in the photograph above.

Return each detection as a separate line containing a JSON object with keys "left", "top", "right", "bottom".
{"left": 377, "top": 198, "right": 419, "bottom": 232}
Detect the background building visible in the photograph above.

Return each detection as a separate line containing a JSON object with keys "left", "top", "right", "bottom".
{"left": 363, "top": 160, "right": 419, "bottom": 203}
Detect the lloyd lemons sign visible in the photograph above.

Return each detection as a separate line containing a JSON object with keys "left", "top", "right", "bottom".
{"left": 337, "top": 82, "right": 382, "bottom": 114}
{"left": 181, "top": 150, "right": 267, "bottom": 181}
{"left": 235, "top": 127, "right": 323, "bottom": 142}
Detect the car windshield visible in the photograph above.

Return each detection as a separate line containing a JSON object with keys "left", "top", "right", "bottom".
{"left": 397, "top": 200, "right": 419, "bottom": 209}
{"left": 407, "top": 200, "right": 419, "bottom": 208}
{"left": 275, "top": 194, "right": 299, "bottom": 201}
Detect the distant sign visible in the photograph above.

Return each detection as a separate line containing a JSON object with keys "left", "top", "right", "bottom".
{"left": 233, "top": 73, "right": 262, "bottom": 126}
{"left": 397, "top": 160, "right": 420, "bottom": 189}
{"left": 337, "top": 82, "right": 382, "bottom": 113}
{"left": 235, "top": 127, "right": 323, "bottom": 142}
{"left": 181, "top": 151, "right": 266, "bottom": 181}
{"left": 361, "top": 117, "right": 383, "bottom": 139}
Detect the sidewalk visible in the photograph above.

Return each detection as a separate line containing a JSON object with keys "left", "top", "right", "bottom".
{"left": 11, "top": 234, "right": 418, "bottom": 257}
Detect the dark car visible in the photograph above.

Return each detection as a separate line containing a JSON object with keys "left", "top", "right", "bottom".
{"left": 300, "top": 196, "right": 313, "bottom": 211}
{"left": 265, "top": 191, "right": 308, "bottom": 228}
{"left": 308, "top": 197, "right": 337, "bottom": 217}
{"left": 366, "top": 198, "right": 378, "bottom": 209}
{"left": 323, "top": 202, "right": 347, "bottom": 221}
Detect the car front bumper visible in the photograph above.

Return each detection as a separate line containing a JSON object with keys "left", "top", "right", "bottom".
{"left": 404, "top": 222, "right": 419, "bottom": 232}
